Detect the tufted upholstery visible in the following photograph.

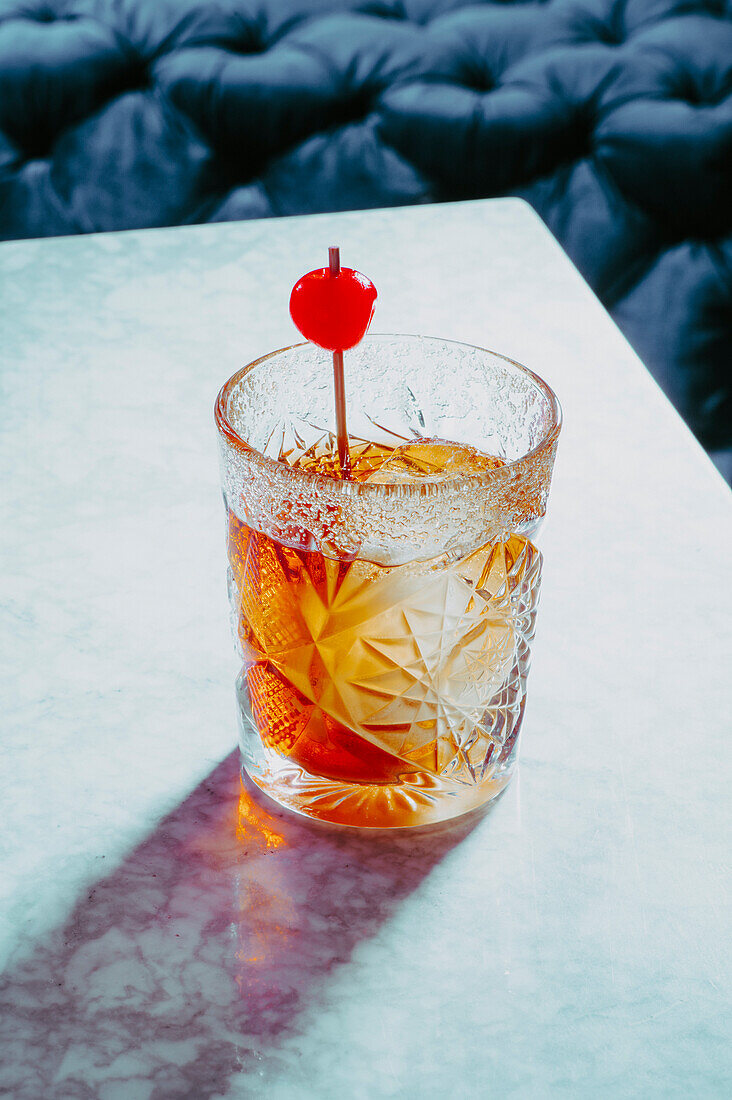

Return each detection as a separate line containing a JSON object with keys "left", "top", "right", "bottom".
{"left": 1, "top": 0, "right": 731, "bottom": 467}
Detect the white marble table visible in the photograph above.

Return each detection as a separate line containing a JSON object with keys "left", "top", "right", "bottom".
{"left": 1, "top": 200, "right": 730, "bottom": 1099}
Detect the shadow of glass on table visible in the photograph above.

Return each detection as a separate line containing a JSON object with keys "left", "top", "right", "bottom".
{"left": 0, "top": 751, "right": 494, "bottom": 1099}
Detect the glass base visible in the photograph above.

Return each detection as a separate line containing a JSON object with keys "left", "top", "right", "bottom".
{"left": 239, "top": 724, "right": 517, "bottom": 829}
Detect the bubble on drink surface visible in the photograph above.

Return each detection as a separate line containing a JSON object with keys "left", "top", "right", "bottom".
{"left": 365, "top": 438, "right": 505, "bottom": 485}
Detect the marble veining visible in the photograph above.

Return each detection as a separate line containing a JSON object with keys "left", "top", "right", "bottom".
{"left": 1, "top": 201, "right": 730, "bottom": 1098}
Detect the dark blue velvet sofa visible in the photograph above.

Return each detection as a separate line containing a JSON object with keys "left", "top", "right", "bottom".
{"left": 1, "top": 0, "right": 730, "bottom": 476}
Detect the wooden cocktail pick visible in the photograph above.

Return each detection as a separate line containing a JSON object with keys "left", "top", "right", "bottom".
{"left": 328, "top": 247, "right": 350, "bottom": 478}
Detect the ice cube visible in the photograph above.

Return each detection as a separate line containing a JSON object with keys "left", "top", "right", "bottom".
{"left": 365, "top": 438, "right": 504, "bottom": 484}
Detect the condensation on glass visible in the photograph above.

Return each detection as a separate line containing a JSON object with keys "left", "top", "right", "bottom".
{"left": 216, "top": 336, "right": 561, "bottom": 828}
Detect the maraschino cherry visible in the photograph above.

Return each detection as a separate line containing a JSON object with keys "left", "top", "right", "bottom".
{"left": 290, "top": 251, "right": 377, "bottom": 351}
{"left": 289, "top": 248, "right": 377, "bottom": 479}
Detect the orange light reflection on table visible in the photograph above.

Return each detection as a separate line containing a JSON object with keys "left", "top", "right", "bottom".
{"left": 236, "top": 784, "right": 286, "bottom": 852}
{"left": 233, "top": 781, "right": 298, "bottom": 996}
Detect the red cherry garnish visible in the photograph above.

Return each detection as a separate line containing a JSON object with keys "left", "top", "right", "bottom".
{"left": 289, "top": 266, "right": 377, "bottom": 351}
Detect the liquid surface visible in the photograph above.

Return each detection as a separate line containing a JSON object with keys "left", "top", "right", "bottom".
{"left": 281, "top": 433, "right": 505, "bottom": 484}
{"left": 227, "top": 437, "right": 541, "bottom": 822}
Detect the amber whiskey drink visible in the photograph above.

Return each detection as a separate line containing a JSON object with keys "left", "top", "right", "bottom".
{"left": 216, "top": 337, "right": 560, "bottom": 827}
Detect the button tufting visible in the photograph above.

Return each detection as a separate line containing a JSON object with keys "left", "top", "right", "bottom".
{"left": 460, "top": 73, "right": 494, "bottom": 94}
{"left": 595, "top": 23, "right": 622, "bottom": 45}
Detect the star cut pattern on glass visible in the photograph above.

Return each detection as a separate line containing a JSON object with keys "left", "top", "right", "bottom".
{"left": 230, "top": 513, "right": 542, "bottom": 787}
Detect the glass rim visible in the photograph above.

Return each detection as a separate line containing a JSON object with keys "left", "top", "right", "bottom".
{"left": 214, "top": 334, "right": 562, "bottom": 494}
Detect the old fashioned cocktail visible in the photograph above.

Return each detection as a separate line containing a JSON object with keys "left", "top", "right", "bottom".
{"left": 216, "top": 335, "right": 560, "bottom": 827}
